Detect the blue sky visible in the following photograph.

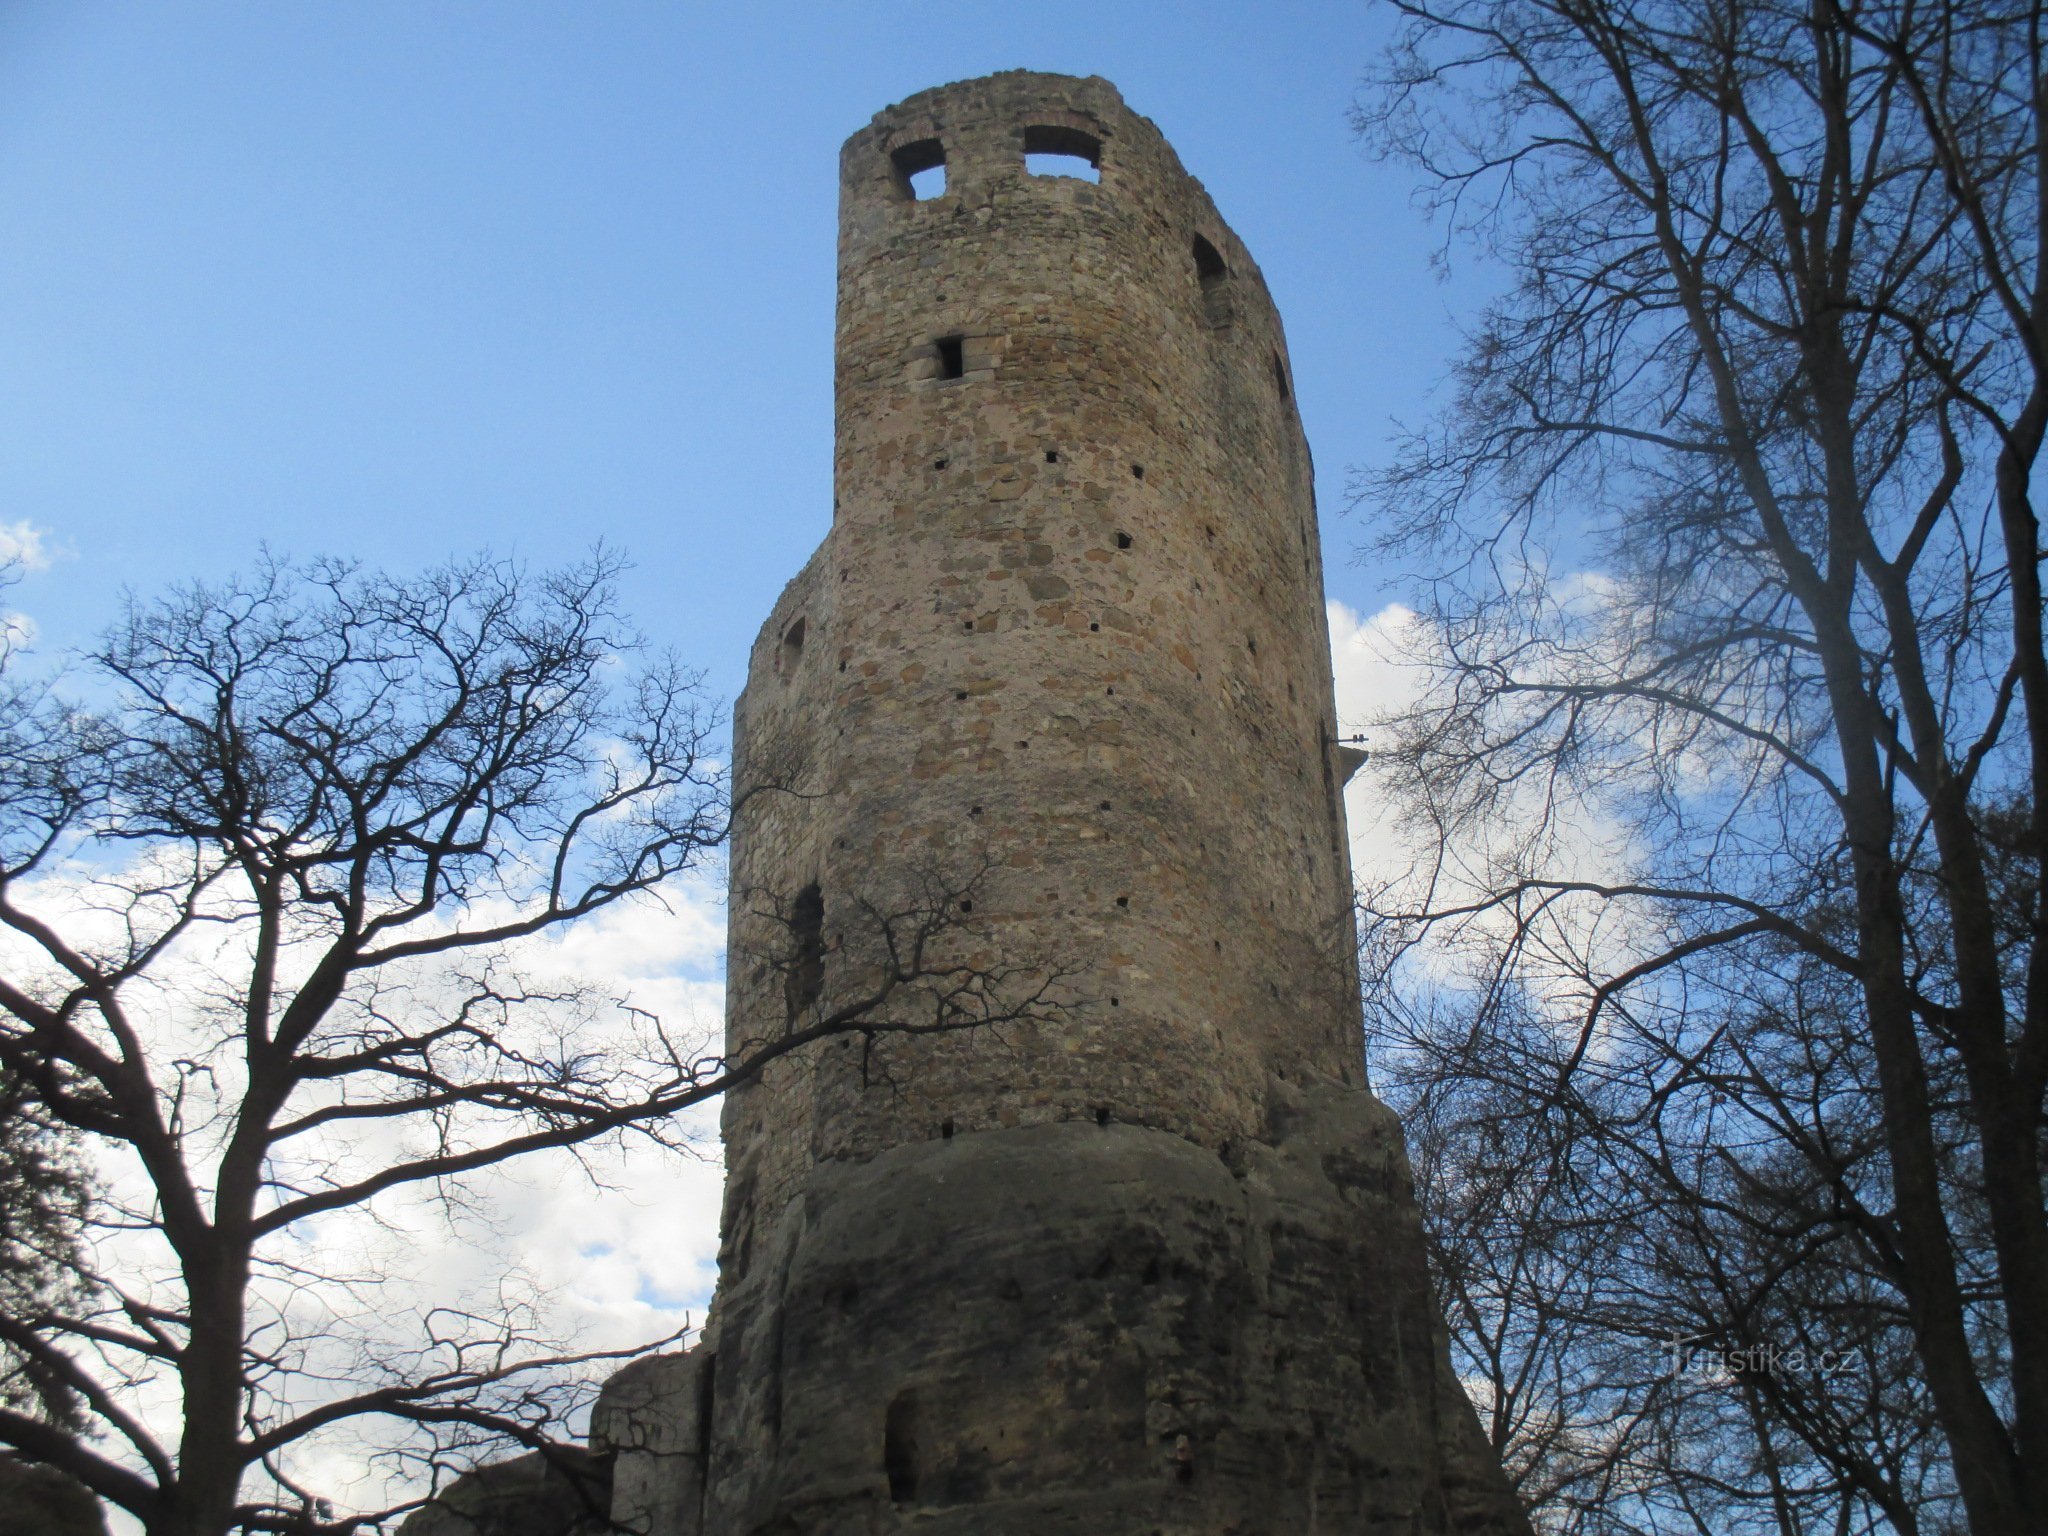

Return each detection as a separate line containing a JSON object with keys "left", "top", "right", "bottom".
{"left": 0, "top": 0, "right": 1479, "bottom": 702}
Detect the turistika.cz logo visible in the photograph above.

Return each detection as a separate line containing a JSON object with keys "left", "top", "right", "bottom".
{"left": 1664, "top": 1333, "right": 1858, "bottom": 1381}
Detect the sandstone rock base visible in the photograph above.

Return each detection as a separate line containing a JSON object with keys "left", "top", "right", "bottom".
{"left": 597, "top": 1078, "right": 1528, "bottom": 1535}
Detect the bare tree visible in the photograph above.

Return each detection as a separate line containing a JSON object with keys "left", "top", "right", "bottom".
{"left": 1378, "top": 951, "right": 1957, "bottom": 1534}
{"left": 0, "top": 1065, "right": 88, "bottom": 1436}
{"left": 0, "top": 550, "right": 1063, "bottom": 1536}
{"left": 1353, "top": 2, "right": 2046, "bottom": 1530}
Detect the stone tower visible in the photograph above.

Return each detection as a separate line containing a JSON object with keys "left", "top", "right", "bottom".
{"left": 593, "top": 72, "right": 1530, "bottom": 1536}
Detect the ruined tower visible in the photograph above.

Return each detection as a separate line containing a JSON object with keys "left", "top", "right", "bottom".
{"left": 594, "top": 72, "right": 1530, "bottom": 1535}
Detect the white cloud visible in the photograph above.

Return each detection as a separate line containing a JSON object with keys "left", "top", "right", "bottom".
{"left": 1328, "top": 594, "right": 1680, "bottom": 1061}
{"left": 1328, "top": 598, "right": 1428, "bottom": 893}
{"left": 0, "top": 519, "right": 62, "bottom": 659}
{"left": 0, "top": 519, "right": 57, "bottom": 574}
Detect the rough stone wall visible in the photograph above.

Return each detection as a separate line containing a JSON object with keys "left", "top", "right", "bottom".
{"left": 721, "top": 69, "right": 1363, "bottom": 1238}
{"left": 632, "top": 72, "right": 1532, "bottom": 1535}
{"left": 394, "top": 1451, "right": 610, "bottom": 1536}
{"left": 0, "top": 1456, "right": 108, "bottom": 1536}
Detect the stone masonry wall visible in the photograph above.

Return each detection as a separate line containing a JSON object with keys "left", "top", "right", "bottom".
{"left": 615, "top": 72, "right": 1535, "bottom": 1535}
{"left": 719, "top": 71, "right": 1365, "bottom": 1238}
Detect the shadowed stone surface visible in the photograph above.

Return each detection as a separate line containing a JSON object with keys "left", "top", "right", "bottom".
{"left": 0, "top": 1456, "right": 108, "bottom": 1536}
{"left": 395, "top": 1451, "right": 610, "bottom": 1536}
{"left": 691, "top": 1084, "right": 1520, "bottom": 1532}
{"left": 593, "top": 1351, "right": 712, "bottom": 1536}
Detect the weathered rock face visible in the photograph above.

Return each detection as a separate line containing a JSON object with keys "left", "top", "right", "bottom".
{"left": 602, "top": 70, "right": 1531, "bottom": 1535}
{"left": 0, "top": 1455, "right": 109, "bottom": 1536}
{"left": 395, "top": 1450, "right": 611, "bottom": 1536}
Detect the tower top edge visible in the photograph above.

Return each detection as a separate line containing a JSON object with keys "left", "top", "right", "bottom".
{"left": 837, "top": 70, "right": 1242, "bottom": 272}
{"left": 855, "top": 70, "right": 1127, "bottom": 137}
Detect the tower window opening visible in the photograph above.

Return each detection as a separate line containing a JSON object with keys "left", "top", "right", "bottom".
{"left": 1045, "top": 449, "right": 1060, "bottom": 464}
{"left": 1115, "top": 531, "right": 1133, "bottom": 550}
{"left": 1022, "top": 124, "right": 1102, "bottom": 181}
{"left": 891, "top": 138, "right": 947, "bottom": 201}
{"left": 1131, "top": 464, "right": 1145, "bottom": 481}
{"left": 1272, "top": 350, "right": 1291, "bottom": 399}
{"left": 935, "top": 335, "right": 965, "bottom": 380}
{"left": 784, "top": 882, "right": 825, "bottom": 1020}
{"left": 1193, "top": 235, "right": 1232, "bottom": 328}
{"left": 884, "top": 1393, "right": 921, "bottom": 1502}
{"left": 779, "top": 617, "right": 806, "bottom": 677}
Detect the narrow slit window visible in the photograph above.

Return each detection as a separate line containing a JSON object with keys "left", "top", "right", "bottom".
{"left": 1272, "top": 350, "right": 1291, "bottom": 400}
{"left": 890, "top": 138, "right": 947, "bottom": 201}
{"left": 1023, "top": 124, "right": 1102, "bottom": 182}
{"left": 779, "top": 616, "right": 806, "bottom": 677}
{"left": 784, "top": 882, "right": 825, "bottom": 1019}
{"left": 885, "top": 1393, "right": 921, "bottom": 1502}
{"left": 1193, "top": 235, "right": 1232, "bottom": 329}
{"left": 935, "top": 335, "right": 965, "bottom": 379}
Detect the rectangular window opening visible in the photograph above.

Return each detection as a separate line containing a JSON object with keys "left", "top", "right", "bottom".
{"left": 1194, "top": 235, "right": 1233, "bottom": 329}
{"left": 891, "top": 138, "right": 947, "bottom": 201}
{"left": 935, "top": 335, "right": 965, "bottom": 380}
{"left": 1023, "top": 124, "right": 1102, "bottom": 182}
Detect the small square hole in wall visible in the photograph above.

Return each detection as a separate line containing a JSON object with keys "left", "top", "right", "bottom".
{"left": 1131, "top": 464, "right": 1145, "bottom": 481}
{"left": 1045, "top": 449, "right": 1060, "bottom": 464}
{"left": 1115, "top": 531, "right": 1132, "bottom": 550}
{"left": 936, "top": 336, "right": 965, "bottom": 380}
{"left": 892, "top": 138, "right": 946, "bottom": 201}
{"left": 1194, "top": 235, "right": 1233, "bottom": 328}
{"left": 1023, "top": 125, "right": 1102, "bottom": 182}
